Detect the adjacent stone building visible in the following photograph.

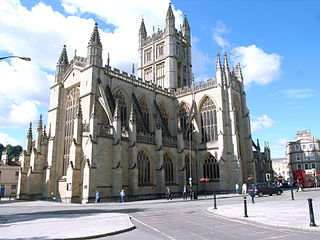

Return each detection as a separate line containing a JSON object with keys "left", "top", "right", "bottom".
{"left": 18, "top": 4, "right": 256, "bottom": 203}
{"left": 286, "top": 130, "right": 320, "bottom": 173}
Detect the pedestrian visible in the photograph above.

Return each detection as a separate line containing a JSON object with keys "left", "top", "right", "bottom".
{"left": 95, "top": 190, "right": 100, "bottom": 203}
{"left": 120, "top": 189, "right": 125, "bottom": 203}
{"left": 182, "top": 185, "right": 187, "bottom": 200}
{"left": 235, "top": 183, "right": 239, "bottom": 194}
{"left": 241, "top": 182, "right": 247, "bottom": 194}
{"left": 166, "top": 187, "right": 172, "bottom": 200}
{"left": 51, "top": 192, "right": 56, "bottom": 201}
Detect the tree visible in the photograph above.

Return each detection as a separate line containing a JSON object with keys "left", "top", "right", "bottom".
{"left": 0, "top": 144, "right": 23, "bottom": 161}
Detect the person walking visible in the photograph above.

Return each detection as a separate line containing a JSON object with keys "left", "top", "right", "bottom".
{"left": 182, "top": 185, "right": 187, "bottom": 200}
{"left": 235, "top": 183, "right": 239, "bottom": 194}
{"left": 241, "top": 182, "right": 247, "bottom": 194}
{"left": 166, "top": 187, "right": 172, "bottom": 200}
{"left": 120, "top": 189, "right": 125, "bottom": 203}
{"left": 95, "top": 190, "right": 100, "bottom": 203}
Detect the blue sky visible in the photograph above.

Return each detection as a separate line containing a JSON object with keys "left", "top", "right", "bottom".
{"left": 0, "top": 0, "right": 319, "bottom": 158}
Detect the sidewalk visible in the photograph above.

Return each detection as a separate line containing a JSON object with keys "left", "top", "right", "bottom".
{"left": 208, "top": 188, "right": 320, "bottom": 231}
{"left": 0, "top": 201, "right": 135, "bottom": 240}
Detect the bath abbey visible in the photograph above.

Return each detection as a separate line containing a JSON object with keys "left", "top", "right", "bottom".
{"left": 17, "top": 4, "right": 257, "bottom": 203}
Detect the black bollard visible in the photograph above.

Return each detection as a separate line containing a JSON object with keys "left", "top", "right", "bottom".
{"left": 308, "top": 198, "right": 316, "bottom": 227}
{"left": 291, "top": 187, "right": 295, "bottom": 200}
{"left": 251, "top": 194, "right": 255, "bottom": 204}
{"left": 244, "top": 196, "right": 248, "bottom": 218}
{"left": 213, "top": 193, "right": 217, "bottom": 209}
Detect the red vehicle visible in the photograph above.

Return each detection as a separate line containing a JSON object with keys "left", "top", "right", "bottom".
{"left": 292, "top": 170, "right": 319, "bottom": 188}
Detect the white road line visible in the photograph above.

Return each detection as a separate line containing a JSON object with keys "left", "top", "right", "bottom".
{"left": 131, "top": 216, "right": 176, "bottom": 240}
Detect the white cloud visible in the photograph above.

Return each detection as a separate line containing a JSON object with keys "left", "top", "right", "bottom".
{"left": 213, "top": 20, "right": 230, "bottom": 49}
{"left": 251, "top": 115, "right": 275, "bottom": 132}
{"left": 0, "top": 0, "right": 184, "bottom": 131}
{"left": 232, "top": 45, "right": 282, "bottom": 86}
{"left": 0, "top": 133, "right": 20, "bottom": 146}
{"left": 284, "top": 89, "right": 317, "bottom": 99}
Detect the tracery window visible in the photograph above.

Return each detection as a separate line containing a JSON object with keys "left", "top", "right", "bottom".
{"left": 156, "top": 62, "right": 165, "bottom": 87}
{"left": 137, "top": 150, "right": 150, "bottom": 184}
{"left": 159, "top": 102, "right": 169, "bottom": 136}
{"left": 137, "top": 97, "right": 149, "bottom": 133}
{"left": 112, "top": 89, "right": 127, "bottom": 128}
{"left": 156, "top": 42, "right": 164, "bottom": 58}
{"left": 164, "top": 153, "right": 173, "bottom": 183}
{"left": 200, "top": 97, "right": 218, "bottom": 142}
{"left": 203, "top": 154, "right": 219, "bottom": 180}
{"left": 144, "top": 67, "right": 152, "bottom": 82}
{"left": 63, "top": 87, "right": 80, "bottom": 175}
{"left": 144, "top": 48, "right": 152, "bottom": 63}
{"left": 178, "top": 103, "right": 190, "bottom": 132}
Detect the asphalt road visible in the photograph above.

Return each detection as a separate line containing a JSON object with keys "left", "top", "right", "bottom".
{"left": 2, "top": 190, "right": 320, "bottom": 240}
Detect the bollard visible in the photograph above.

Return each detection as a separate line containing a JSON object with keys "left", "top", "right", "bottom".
{"left": 291, "top": 187, "right": 295, "bottom": 200}
{"left": 213, "top": 193, "right": 217, "bottom": 209}
{"left": 251, "top": 194, "right": 255, "bottom": 204}
{"left": 243, "top": 196, "right": 248, "bottom": 218}
{"left": 307, "top": 198, "right": 316, "bottom": 227}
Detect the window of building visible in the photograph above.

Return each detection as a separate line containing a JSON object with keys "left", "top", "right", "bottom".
{"left": 156, "top": 62, "right": 165, "bottom": 87}
{"left": 297, "top": 164, "right": 302, "bottom": 170}
{"left": 295, "top": 145, "right": 300, "bottom": 151}
{"left": 178, "top": 103, "right": 190, "bottom": 133}
{"left": 310, "top": 144, "right": 315, "bottom": 149}
{"left": 310, "top": 152, "right": 315, "bottom": 160}
{"left": 144, "top": 67, "right": 152, "bottom": 82}
{"left": 64, "top": 86, "right": 80, "bottom": 175}
{"left": 200, "top": 97, "right": 218, "bottom": 142}
{"left": 0, "top": 171, "right": 1, "bottom": 180}
{"left": 144, "top": 48, "right": 152, "bottom": 63}
{"left": 305, "top": 163, "right": 309, "bottom": 170}
{"left": 296, "top": 153, "right": 301, "bottom": 161}
{"left": 302, "top": 145, "right": 306, "bottom": 149}
{"left": 11, "top": 185, "right": 17, "bottom": 194}
{"left": 113, "top": 89, "right": 127, "bottom": 128}
{"left": 164, "top": 153, "right": 173, "bottom": 183}
{"left": 203, "top": 154, "right": 219, "bottom": 180}
{"left": 137, "top": 97, "right": 149, "bottom": 133}
{"left": 15, "top": 171, "right": 19, "bottom": 180}
{"left": 303, "top": 153, "right": 308, "bottom": 161}
{"left": 156, "top": 42, "right": 164, "bottom": 58}
{"left": 312, "top": 163, "right": 316, "bottom": 169}
{"left": 137, "top": 150, "right": 150, "bottom": 184}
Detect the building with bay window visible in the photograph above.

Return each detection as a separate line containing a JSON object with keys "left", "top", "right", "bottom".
{"left": 17, "top": 4, "right": 256, "bottom": 203}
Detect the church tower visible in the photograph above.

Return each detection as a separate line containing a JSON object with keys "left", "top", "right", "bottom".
{"left": 87, "top": 23, "right": 103, "bottom": 67}
{"left": 138, "top": 3, "right": 192, "bottom": 89}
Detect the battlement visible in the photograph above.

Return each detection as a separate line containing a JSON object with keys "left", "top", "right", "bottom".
{"left": 105, "top": 65, "right": 175, "bottom": 98}
{"left": 175, "top": 78, "right": 218, "bottom": 97}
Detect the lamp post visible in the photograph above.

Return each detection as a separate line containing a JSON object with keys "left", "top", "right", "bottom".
{"left": 189, "top": 130, "right": 196, "bottom": 200}
{"left": 0, "top": 56, "right": 31, "bottom": 61}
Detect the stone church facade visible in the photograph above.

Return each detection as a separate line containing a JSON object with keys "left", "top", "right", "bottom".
{"left": 17, "top": 5, "right": 256, "bottom": 203}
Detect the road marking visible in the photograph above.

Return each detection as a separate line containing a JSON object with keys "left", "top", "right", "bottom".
{"left": 130, "top": 216, "right": 176, "bottom": 240}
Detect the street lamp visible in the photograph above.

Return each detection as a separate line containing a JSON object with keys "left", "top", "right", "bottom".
{"left": 0, "top": 56, "right": 31, "bottom": 61}
{"left": 189, "top": 129, "right": 196, "bottom": 199}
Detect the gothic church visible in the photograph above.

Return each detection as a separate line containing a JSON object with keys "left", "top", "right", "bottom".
{"left": 18, "top": 4, "right": 256, "bottom": 203}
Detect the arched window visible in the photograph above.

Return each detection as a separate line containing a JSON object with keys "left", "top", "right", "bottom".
{"left": 200, "top": 97, "right": 217, "bottom": 142}
{"left": 203, "top": 154, "right": 219, "bottom": 179}
{"left": 159, "top": 102, "right": 169, "bottom": 136}
{"left": 137, "top": 97, "right": 149, "bottom": 133}
{"left": 178, "top": 103, "right": 189, "bottom": 131}
{"left": 113, "top": 89, "right": 127, "bottom": 128}
{"left": 64, "top": 87, "right": 80, "bottom": 175}
{"left": 137, "top": 150, "right": 150, "bottom": 184}
{"left": 164, "top": 153, "right": 173, "bottom": 183}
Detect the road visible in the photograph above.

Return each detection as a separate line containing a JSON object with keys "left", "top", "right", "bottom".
{"left": 1, "top": 190, "right": 320, "bottom": 239}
